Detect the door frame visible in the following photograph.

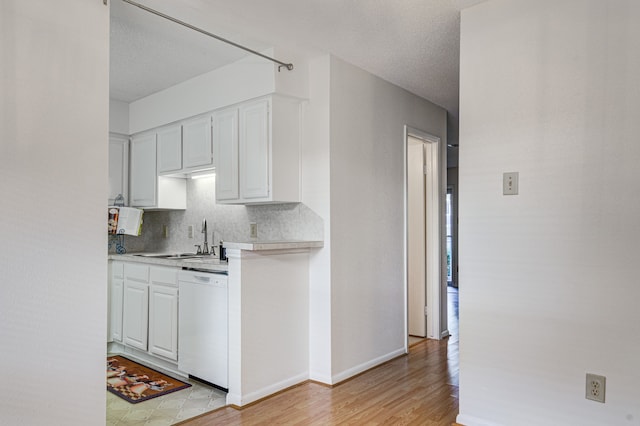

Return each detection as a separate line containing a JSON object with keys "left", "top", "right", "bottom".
{"left": 403, "top": 126, "right": 447, "bottom": 351}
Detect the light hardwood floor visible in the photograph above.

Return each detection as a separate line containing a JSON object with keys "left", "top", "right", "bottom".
{"left": 180, "top": 288, "right": 459, "bottom": 425}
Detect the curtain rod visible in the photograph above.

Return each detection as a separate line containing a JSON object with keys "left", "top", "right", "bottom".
{"left": 121, "top": 0, "right": 294, "bottom": 71}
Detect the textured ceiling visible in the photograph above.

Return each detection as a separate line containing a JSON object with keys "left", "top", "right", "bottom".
{"left": 110, "top": 0, "right": 487, "bottom": 154}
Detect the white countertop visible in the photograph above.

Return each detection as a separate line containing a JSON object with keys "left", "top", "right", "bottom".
{"left": 223, "top": 240, "right": 324, "bottom": 251}
{"left": 109, "top": 240, "right": 322, "bottom": 271}
{"left": 108, "top": 253, "right": 229, "bottom": 273}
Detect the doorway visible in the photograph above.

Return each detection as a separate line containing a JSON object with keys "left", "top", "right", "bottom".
{"left": 446, "top": 185, "right": 457, "bottom": 288}
{"left": 404, "top": 127, "right": 446, "bottom": 348}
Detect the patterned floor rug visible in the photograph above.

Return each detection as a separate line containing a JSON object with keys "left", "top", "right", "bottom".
{"left": 107, "top": 355, "right": 191, "bottom": 404}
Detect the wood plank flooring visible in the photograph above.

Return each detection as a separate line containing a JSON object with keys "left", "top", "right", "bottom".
{"left": 180, "top": 288, "right": 459, "bottom": 425}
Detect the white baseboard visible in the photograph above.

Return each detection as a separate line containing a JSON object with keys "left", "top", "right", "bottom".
{"left": 331, "top": 348, "right": 405, "bottom": 384}
{"left": 228, "top": 372, "right": 308, "bottom": 407}
{"left": 456, "top": 413, "right": 501, "bottom": 426}
{"left": 441, "top": 329, "right": 450, "bottom": 339}
{"left": 308, "top": 371, "right": 332, "bottom": 385}
{"left": 225, "top": 392, "right": 242, "bottom": 407}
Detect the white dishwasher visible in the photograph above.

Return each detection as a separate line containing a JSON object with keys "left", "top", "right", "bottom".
{"left": 178, "top": 270, "right": 228, "bottom": 390}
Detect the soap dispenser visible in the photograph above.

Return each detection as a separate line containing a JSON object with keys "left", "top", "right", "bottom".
{"left": 219, "top": 241, "right": 227, "bottom": 261}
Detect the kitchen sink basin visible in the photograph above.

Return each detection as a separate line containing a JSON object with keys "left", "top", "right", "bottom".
{"left": 162, "top": 254, "right": 203, "bottom": 259}
{"left": 133, "top": 253, "right": 210, "bottom": 259}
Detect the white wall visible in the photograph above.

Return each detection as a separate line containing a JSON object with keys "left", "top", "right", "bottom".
{"left": 458, "top": 1, "right": 640, "bottom": 425}
{"left": 302, "top": 55, "right": 334, "bottom": 383}
{"left": 329, "top": 57, "right": 447, "bottom": 381}
{"left": 128, "top": 48, "right": 309, "bottom": 134}
{"left": 129, "top": 53, "right": 274, "bottom": 134}
{"left": 0, "top": 1, "right": 108, "bottom": 425}
{"left": 109, "top": 98, "right": 129, "bottom": 134}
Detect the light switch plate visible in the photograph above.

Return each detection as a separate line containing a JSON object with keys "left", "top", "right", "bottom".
{"left": 503, "top": 172, "right": 519, "bottom": 195}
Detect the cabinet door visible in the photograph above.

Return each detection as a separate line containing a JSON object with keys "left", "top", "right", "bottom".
{"left": 148, "top": 285, "right": 179, "bottom": 360}
{"left": 130, "top": 133, "right": 157, "bottom": 207}
{"left": 240, "top": 99, "right": 270, "bottom": 200}
{"left": 110, "top": 277, "right": 124, "bottom": 342}
{"left": 123, "top": 280, "right": 149, "bottom": 351}
{"left": 108, "top": 135, "right": 129, "bottom": 205}
{"left": 183, "top": 116, "right": 213, "bottom": 169}
{"left": 213, "top": 108, "right": 239, "bottom": 201}
{"left": 157, "top": 125, "right": 182, "bottom": 174}
{"left": 108, "top": 261, "right": 124, "bottom": 343}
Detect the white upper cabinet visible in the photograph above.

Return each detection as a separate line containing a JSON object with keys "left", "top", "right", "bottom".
{"left": 183, "top": 115, "right": 213, "bottom": 170}
{"left": 240, "top": 99, "right": 270, "bottom": 200}
{"left": 130, "top": 132, "right": 186, "bottom": 210}
{"left": 129, "top": 133, "right": 157, "bottom": 208}
{"left": 157, "top": 124, "right": 182, "bottom": 174}
{"left": 108, "top": 134, "right": 129, "bottom": 205}
{"left": 155, "top": 116, "right": 213, "bottom": 177}
{"left": 212, "top": 108, "right": 239, "bottom": 201}
{"left": 214, "top": 96, "right": 301, "bottom": 204}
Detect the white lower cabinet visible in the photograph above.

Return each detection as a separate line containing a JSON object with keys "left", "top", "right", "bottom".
{"left": 148, "top": 267, "right": 179, "bottom": 361}
{"left": 109, "top": 261, "right": 124, "bottom": 343}
{"left": 123, "top": 278, "right": 149, "bottom": 351}
{"left": 120, "top": 263, "right": 179, "bottom": 361}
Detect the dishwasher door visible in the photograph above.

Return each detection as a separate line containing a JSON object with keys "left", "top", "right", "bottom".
{"left": 178, "top": 270, "right": 228, "bottom": 390}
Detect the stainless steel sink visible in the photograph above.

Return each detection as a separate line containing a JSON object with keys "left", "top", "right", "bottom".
{"left": 163, "top": 253, "right": 203, "bottom": 259}
{"left": 133, "top": 253, "right": 207, "bottom": 259}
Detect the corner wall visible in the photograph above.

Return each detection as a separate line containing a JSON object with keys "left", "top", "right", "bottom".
{"left": 458, "top": 1, "right": 640, "bottom": 425}
{"left": 302, "top": 55, "right": 333, "bottom": 382}
{"left": 329, "top": 57, "right": 447, "bottom": 381}
{"left": 109, "top": 98, "right": 129, "bottom": 134}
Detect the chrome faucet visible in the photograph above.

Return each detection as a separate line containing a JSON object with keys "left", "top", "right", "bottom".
{"left": 202, "top": 218, "right": 210, "bottom": 255}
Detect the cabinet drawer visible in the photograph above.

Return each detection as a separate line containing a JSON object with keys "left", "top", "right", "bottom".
{"left": 124, "top": 263, "right": 150, "bottom": 282}
{"left": 111, "top": 261, "right": 124, "bottom": 279}
{"left": 150, "top": 265, "right": 178, "bottom": 287}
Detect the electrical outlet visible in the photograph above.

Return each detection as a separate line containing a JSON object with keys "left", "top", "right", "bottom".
{"left": 250, "top": 223, "right": 258, "bottom": 239}
{"left": 162, "top": 225, "right": 169, "bottom": 239}
{"left": 188, "top": 225, "right": 194, "bottom": 239}
{"left": 586, "top": 373, "right": 606, "bottom": 403}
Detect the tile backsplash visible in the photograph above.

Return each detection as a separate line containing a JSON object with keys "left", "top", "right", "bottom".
{"left": 109, "top": 177, "right": 323, "bottom": 254}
